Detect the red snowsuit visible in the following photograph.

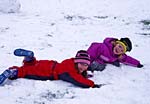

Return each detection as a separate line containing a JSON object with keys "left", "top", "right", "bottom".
{"left": 12, "top": 58, "right": 94, "bottom": 88}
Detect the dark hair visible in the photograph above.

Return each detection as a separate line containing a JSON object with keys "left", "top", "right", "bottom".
{"left": 74, "top": 63, "right": 87, "bottom": 78}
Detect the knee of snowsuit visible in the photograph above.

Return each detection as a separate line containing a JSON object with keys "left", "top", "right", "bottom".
{"left": 88, "top": 61, "right": 106, "bottom": 72}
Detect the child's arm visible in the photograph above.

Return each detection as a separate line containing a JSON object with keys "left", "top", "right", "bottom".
{"left": 119, "top": 54, "right": 143, "bottom": 68}
{"left": 59, "top": 72, "right": 95, "bottom": 88}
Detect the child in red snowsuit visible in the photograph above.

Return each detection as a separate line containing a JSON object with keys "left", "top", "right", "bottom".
{"left": 0, "top": 49, "right": 101, "bottom": 88}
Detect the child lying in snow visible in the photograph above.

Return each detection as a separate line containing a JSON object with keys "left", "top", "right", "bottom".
{"left": 87, "top": 37, "right": 143, "bottom": 72}
{"left": 0, "top": 49, "right": 101, "bottom": 88}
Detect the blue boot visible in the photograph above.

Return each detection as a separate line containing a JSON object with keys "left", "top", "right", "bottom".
{"left": 14, "top": 48, "right": 34, "bottom": 62}
{"left": 0, "top": 69, "right": 18, "bottom": 85}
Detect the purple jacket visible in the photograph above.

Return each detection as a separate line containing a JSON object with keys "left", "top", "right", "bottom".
{"left": 87, "top": 37, "right": 140, "bottom": 67}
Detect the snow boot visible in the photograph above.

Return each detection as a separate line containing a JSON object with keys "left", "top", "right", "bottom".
{"left": 14, "top": 48, "right": 34, "bottom": 62}
{"left": 0, "top": 69, "right": 18, "bottom": 85}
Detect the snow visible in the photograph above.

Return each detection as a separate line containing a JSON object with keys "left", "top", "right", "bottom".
{"left": 0, "top": 0, "right": 20, "bottom": 13}
{"left": 0, "top": 0, "right": 150, "bottom": 104}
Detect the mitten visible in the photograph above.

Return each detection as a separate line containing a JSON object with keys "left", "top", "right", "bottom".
{"left": 137, "top": 63, "right": 144, "bottom": 68}
{"left": 93, "top": 84, "right": 103, "bottom": 88}
{"left": 112, "top": 61, "right": 120, "bottom": 67}
{"left": 87, "top": 74, "right": 93, "bottom": 78}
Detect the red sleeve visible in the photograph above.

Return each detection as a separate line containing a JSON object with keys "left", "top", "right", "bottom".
{"left": 58, "top": 58, "right": 95, "bottom": 88}
{"left": 70, "top": 71, "right": 95, "bottom": 87}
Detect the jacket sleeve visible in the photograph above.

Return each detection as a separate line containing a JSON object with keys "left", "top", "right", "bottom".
{"left": 119, "top": 54, "right": 140, "bottom": 67}
{"left": 59, "top": 72, "right": 94, "bottom": 88}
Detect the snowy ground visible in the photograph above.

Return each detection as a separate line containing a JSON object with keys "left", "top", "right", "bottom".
{"left": 0, "top": 0, "right": 150, "bottom": 104}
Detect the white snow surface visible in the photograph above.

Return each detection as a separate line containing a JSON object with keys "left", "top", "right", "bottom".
{"left": 0, "top": 0, "right": 20, "bottom": 13}
{"left": 0, "top": 0, "right": 150, "bottom": 104}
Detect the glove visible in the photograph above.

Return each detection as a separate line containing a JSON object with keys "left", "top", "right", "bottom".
{"left": 87, "top": 74, "right": 93, "bottom": 78}
{"left": 112, "top": 61, "right": 120, "bottom": 67}
{"left": 93, "top": 84, "right": 103, "bottom": 88}
{"left": 137, "top": 63, "right": 144, "bottom": 68}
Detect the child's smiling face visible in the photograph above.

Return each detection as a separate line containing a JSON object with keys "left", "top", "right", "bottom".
{"left": 113, "top": 43, "right": 126, "bottom": 55}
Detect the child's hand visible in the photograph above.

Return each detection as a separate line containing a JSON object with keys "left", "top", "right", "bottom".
{"left": 112, "top": 61, "right": 120, "bottom": 67}
{"left": 137, "top": 63, "right": 144, "bottom": 68}
{"left": 93, "top": 84, "right": 103, "bottom": 88}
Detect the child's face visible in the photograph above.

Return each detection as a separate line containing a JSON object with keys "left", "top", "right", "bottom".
{"left": 77, "top": 63, "right": 89, "bottom": 74}
{"left": 113, "top": 43, "right": 126, "bottom": 55}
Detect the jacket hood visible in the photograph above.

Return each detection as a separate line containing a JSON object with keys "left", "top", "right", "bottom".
{"left": 103, "top": 37, "right": 118, "bottom": 48}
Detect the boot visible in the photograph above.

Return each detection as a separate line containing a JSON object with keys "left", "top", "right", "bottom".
{"left": 14, "top": 48, "right": 34, "bottom": 62}
{"left": 0, "top": 69, "right": 18, "bottom": 85}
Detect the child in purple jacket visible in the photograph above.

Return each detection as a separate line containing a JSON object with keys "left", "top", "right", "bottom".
{"left": 87, "top": 37, "right": 143, "bottom": 72}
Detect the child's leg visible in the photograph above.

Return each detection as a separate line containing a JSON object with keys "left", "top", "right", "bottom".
{"left": 8, "top": 67, "right": 18, "bottom": 79}
{"left": 0, "top": 57, "right": 37, "bottom": 85}
{"left": 88, "top": 61, "right": 106, "bottom": 72}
